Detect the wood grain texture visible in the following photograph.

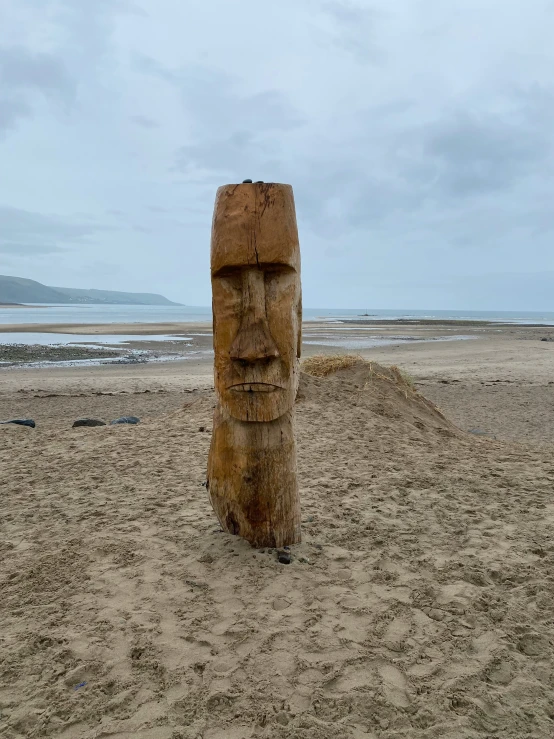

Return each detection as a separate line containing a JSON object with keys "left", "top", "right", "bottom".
{"left": 208, "top": 407, "right": 301, "bottom": 548}
{"left": 207, "top": 182, "right": 302, "bottom": 546}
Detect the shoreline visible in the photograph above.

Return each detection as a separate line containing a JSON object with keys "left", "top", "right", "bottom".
{"left": 341, "top": 318, "right": 554, "bottom": 327}
{"left": 0, "top": 321, "right": 209, "bottom": 334}
{"left": 0, "top": 303, "right": 51, "bottom": 308}
{"left": 2, "top": 317, "right": 554, "bottom": 334}
{"left": 1, "top": 319, "right": 553, "bottom": 443}
{"left": 1, "top": 319, "right": 553, "bottom": 370}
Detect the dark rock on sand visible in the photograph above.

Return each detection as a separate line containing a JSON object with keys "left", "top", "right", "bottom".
{"left": 0, "top": 419, "right": 35, "bottom": 428}
{"left": 242, "top": 179, "right": 253, "bottom": 183}
{"left": 110, "top": 416, "right": 140, "bottom": 425}
{"left": 72, "top": 419, "right": 106, "bottom": 428}
{"left": 277, "top": 547, "right": 291, "bottom": 565}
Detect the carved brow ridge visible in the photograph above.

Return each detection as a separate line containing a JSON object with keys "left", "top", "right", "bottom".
{"left": 212, "top": 262, "right": 296, "bottom": 277}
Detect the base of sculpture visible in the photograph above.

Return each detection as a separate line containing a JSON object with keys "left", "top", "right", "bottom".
{"left": 207, "top": 405, "right": 301, "bottom": 548}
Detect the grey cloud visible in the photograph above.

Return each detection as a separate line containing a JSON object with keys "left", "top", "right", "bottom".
{"left": 0, "top": 96, "right": 31, "bottom": 133}
{"left": 131, "top": 114, "right": 159, "bottom": 128}
{"left": 0, "top": 0, "right": 142, "bottom": 136}
{"left": 292, "top": 83, "right": 554, "bottom": 241}
{"left": 407, "top": 86, "right": 554, "bottom": 200}
{"left": 175, "top": 130, "right": 263, "bottom": 176}
{"left": 174, "top": 108, "right": 299, "bottom": 174}
{"left": 0, "top": 45, "right": 75, "bottom": 133}
{"left": 181, "top": 78, "right": 301, "bottom": 134}
{"left": 73, "top": 260, "right": 125, "bottom": 279}
{"left": 133, "top": 54, "right": 177, "bottom": 84}
{"left": 324, "top": 0, "right": 370, "bottom": 25}
{"left": 283, "top": 146, "right": 417, "bottom": 238}
{"left": 0, "top": 46, "right": 75, "bottom": 101}
{"left": 321, "top": 1, "right": 382, "bottom": 62}
{"left": 135, "top": 58, "right": 303, "bottom": 177}
{"left": 432, "top": 271, "right": 554, "bottom": 310}
{"left": 422, "top": 111, "right": 547, "bottom": 197}
{"left": 174, "top": 67, "right": 302, "bottom": 136}
{"left": 114, "top": 1, "right": 150, "bottom": 18}
{"left": 0, "top": 206, "right": 113, "bottom": 253}
{"left": 0, "top": 242, "right": 66, "bottom": 255}
{"left": 1, "top": 0, "right": 554, "bottom": 308}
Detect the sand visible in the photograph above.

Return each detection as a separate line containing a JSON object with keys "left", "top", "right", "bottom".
{"left": 2, "top": 320, "right": 553, "bottom": 443}
{"left": 1, "top": 325, "right": 554, "bottom": 738}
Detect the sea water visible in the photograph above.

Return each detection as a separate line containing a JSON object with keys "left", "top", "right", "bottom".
{"left": 0, "top": 303, "right": 539, "bottom": 363}
{"left": 1, "top": 304, "right": 554, "bottom": 326}
{"left": 0, "top": 332, "right": 192, "bottom": 347}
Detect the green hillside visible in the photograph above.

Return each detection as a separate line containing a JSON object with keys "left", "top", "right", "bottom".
{"left": 0, "top": 275, "right": 180, "bottom": 306}
{"left": 0, "top": 276, "right": 69, "bottom": 304}
{"left": 49, "top": 286, "right": 179, "bottom": 305}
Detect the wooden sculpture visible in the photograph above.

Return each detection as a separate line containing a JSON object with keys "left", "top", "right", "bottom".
{"left": 207, "top": 182, "right": 302, "bottom": 548}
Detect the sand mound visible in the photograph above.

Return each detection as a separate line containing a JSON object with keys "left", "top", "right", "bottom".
{"left": 299, "top": 357, "right": 458, "bottom": 439}
{"left": 2, "top": 371, "right": 554, "bottom": 738}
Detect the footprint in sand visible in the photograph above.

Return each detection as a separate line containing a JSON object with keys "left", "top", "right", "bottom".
{"left": 379, "top": 664, "right": 411, "bottom": 708}
{"left": 272, "top": 597, "right": 291, "bottom": 611}
{"left": 383, "top": 616, "right": 411, "bottom": 652}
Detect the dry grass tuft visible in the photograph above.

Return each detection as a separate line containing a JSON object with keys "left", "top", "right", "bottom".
{"left": 301, "top": 354, "right": 362, "bottom": 377}
{"left": 389, "top": 365, "right": 416, "bottom": 389}
{"left": 385, "top": 365, "right": 417, "bottom": 398}
{"left": 301, "top": 356, "right": 418, "bottom": 399}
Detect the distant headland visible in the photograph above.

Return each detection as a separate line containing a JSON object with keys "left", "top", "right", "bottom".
{"left": 0, "top": 275, "right": 181, "bottom": 306}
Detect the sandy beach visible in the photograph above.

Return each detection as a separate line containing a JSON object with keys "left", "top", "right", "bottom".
{"left": 1, "top": 319, "right": 553, "bottom": 442}
{"left": 1, "top": 321, "right": 554, "bottom": 738}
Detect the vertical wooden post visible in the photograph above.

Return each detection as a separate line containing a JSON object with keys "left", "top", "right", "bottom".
{"left": 207, "top": 183, "right": 302, "bottom": 548}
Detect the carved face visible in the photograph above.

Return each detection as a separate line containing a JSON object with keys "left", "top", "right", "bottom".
{"left": 211, "top": 183, "right": 302, "bottom": 422}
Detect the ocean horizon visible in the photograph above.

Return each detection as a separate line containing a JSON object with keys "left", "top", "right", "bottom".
{"left": 0, "top": 303, "right": 554, "bottom": 326}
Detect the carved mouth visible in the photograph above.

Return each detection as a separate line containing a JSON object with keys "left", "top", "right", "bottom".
{"left": 228, "top": 383, "right": 282, "bottom": 393}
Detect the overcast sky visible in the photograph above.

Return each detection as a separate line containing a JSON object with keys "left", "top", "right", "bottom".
{"left": 1, "top": 0, "right": 553, "bottom": 309}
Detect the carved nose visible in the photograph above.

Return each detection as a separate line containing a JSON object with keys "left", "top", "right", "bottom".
{"left": 230, "top": 318, "right": 280, "bottom": 362}
{"left": 229, "top": 268, "right": 279, "bottom": 363}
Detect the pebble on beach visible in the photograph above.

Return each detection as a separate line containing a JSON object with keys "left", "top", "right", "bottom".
{"left": 0, "top": 419, "right": 36, "bottom": 428}
{"left": 277, "top": 548, "right": 292, "bottom": 565}
{"left": 72, "top": 419, "right": 107, "bottom": 428}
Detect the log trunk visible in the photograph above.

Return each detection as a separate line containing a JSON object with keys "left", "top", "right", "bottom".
{"left": 208, "top": 181, "right": 302, "bottom": 548}
{"left": 207, "top": 405, "right": 301, "bottom": 548}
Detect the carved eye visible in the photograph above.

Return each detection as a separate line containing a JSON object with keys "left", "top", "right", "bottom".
{"left": 212, "top": 265, "right": 245, "bottom": 280}
{"left": 263, "top": 265, "right": 295, "bottom": 288}
{"left": 263, "top": 264, "right": 295, "bottom": 277}
{"left": 213, "top": 270, "right": 242, "bottom": 291}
